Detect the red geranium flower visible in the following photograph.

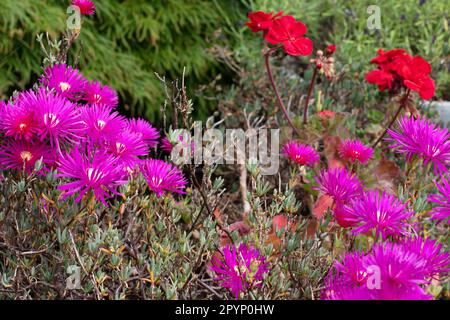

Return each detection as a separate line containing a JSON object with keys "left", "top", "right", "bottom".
{"left": 398, "top": 56, "right": 435, "bottom": 100}
{"left": 370, "top": 48, "right": 407, "bottom": 67}
{"left": 365, "top": 69, "right": 395, "bottom": 91}
{"left": 246, "top": 11, "right": 282, "bottom": 32}
{"left": 265, "top": 16, "right": 313, "bottom": 56}
{"left": 365, "top": 48, "right": 435, "bottom": 100}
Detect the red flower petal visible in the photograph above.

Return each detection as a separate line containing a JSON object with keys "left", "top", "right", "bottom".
{"left": 264, "top": 15, "right": 297, "bottom": 44}
{"left": 283, "top": 37, "right": 313, "bottom": 56}
{"left": 403, "top": 79, "right": 421, "bottom": 92}
{"left": 288, "top": 21, "right": 308, "bottom": 38}
{"left": 419, "top": 76, "right": 435, "bottom": 100}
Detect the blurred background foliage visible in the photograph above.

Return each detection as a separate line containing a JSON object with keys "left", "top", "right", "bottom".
{"left": 0, "top": 0, "right": 448, "bottom": 122}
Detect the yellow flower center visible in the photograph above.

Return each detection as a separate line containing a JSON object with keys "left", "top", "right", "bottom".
{"left": 19, "top": 123, "right": 27, "bottom": 131}
{"left": 59, "top": 82, "right": 71, "bottom": 92}
{"left": 20, "top": 151, "right": 33, "bottom": 162}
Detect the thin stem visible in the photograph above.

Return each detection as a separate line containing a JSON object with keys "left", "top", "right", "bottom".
{"left": 264, "top": 52, "right": 302, "bottom": 137}
{"left": 303, "top": 67, "right": 318, "bottom": 125}
{"left": 372, "top": 89, "right": 411, "bottom": 148}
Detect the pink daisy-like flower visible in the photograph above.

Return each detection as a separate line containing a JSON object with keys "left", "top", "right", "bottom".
{"left": 315, "top": 167, "right": 363, "bottom": 203}
{"left": 0, "top": 139, "right": 50, "bottom": 173}
{"left": 80, "top": 104, "right": 126, "bottom": 143}
{"left": 321, "top": 285, "right": 372, "bottom": 300}
{"left": 160, "top": 132, "right": 195, "bottom": 158}
{"left": 83, "top": 81, "right": 118, "bottom": 108}
{"left": 160, "top": 136, "right": 174, "bottom": 153}
{"left": 57, "top": 148, "right": 126, "bottom": 206}
{"left": 30, "top": 89, "right": 83, "bottom": 149}
{"left": 0, "top": 100, "right": 37, "bottom": 141}
{"left": 40, "top": 64, "right": 87, "bottom": 101}
{"left": 322, "top": 241, "right": 435, "bottom": 300}
{"left": 338, "top": 139, "right": 374, "bottom": 164}
{"left": 343, "top": 190, "right": 414, "bottom": 239}
{"left": 71, "top": 0, "right": 96, "bottom": 15}
{"left": 106, "top": 131, "right": 148, "bottom": 168}
{"left": 428, "top": 177, "right": 450, "bottom": 223}
{"left": 363, "top": 242, "right": 430, "bottom": 299}
{"left": 332, "top": 252, "right": 369, "bottom": 287}
{"left": 140, "top": 159, "right": 187, "bottom": 197}
{"left": 387, "top": 116, "right": 450, "bottom": 174}
{"left": 401, "top": 237, "right": 450, "bottom": 280}
{"left": 282, "top": 141, "right": 319, "bottom": 166}
{"left": 210, "top": 243, "right": 269, "bottom": 299}
{"left": 126, "top": 118, "right": 160, "bottom": 148}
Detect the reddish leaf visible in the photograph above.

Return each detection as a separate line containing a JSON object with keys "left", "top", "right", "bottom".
{"left": 312, "top": 194, "right": 334, "bottom": 219}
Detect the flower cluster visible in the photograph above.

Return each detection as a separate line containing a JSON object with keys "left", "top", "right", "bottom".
{"left": 246, "top": 11, "right": 313, "bottom": 56}
{"left": 323, "top": 238, "right": 449, "bottom": 300}
{"left": 210, "top": 243, "right": 269, "bottom": 299}
{"left": 365, "top": 48, "right": 435, "bottom": 100}
{"left": 0, "top": 63, "right": 186, "bottom": 206}
{"left": 387, "top": 116, "right": 450, "bottom": 174}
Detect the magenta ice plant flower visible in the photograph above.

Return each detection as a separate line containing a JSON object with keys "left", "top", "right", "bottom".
{"left": 140, "top": 159, "right": 187, "bottom": 197}
{"left": 210, "top": 243, "right": 269, "bottom": 299}
{"left": 338, "top": 139, "right": 374, "bottom": 164}
{"left": 282, "top": 141, "right": 319, "bottom": 166}
{"left": 57, "top": 148, "right": 126, "bottom": 206}
{"left": 83, "top": 81, "right": 118, "bottom": 108}
{"left": 322, "top": 240, "right": 441, "bottom": 300}
{"left": 71, "top": 0, "right": 96, "bottom": 15}
{"left": 80, "top": 104, "right": 126, "bottom": 143}
{"left": 428, "top": 177, "right": 450, "bottom": 223}
{"left": 401, "top": 237, "right": 450, "bottom": 280}
{"left": 0, "top": 139, "right": 51, "bottom": 173}
{"left": 106, "top": 131, "right": 148, "bottom": 168}
{"left": 328, "top": 252, "right": 369, "bottom": 289}
{"left": 126, "top": 118, "right": 160, "bottom": 148}
{"left": 315, "top": 167, "right": 363, "bottom": 203}
{"left": 387, "top": 116, "right": 450, "bottom": 174}
{"left": 160, "top": 136, "right": 174, "bottom": 153}
{"left": 0, "top": 100, "right": 37, "bottom": 141}
{"left": 40, "top": 64, "right": 87, "bottom": 101}
{"left": 343, "top": 190, "right": 414, "bottom": 239}
{"left": 30, "top": 89, "right": 84, "bottom": 150}
{"left": 363, "top": 242, "right": 430, "bottom": 298}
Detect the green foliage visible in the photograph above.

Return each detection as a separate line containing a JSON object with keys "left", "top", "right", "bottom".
{"left": 0, "top": 0, "right": 241, "bottom": 120}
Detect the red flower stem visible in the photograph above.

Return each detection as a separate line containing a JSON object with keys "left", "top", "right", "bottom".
{"left": 303, "top": 66, "right": 318, "bottom": 125}
{"left": 264, "top": 52, "right": 302, "bottom": 137}
{"left": 372, "top": 89, "right": 411, "bottom": 148}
